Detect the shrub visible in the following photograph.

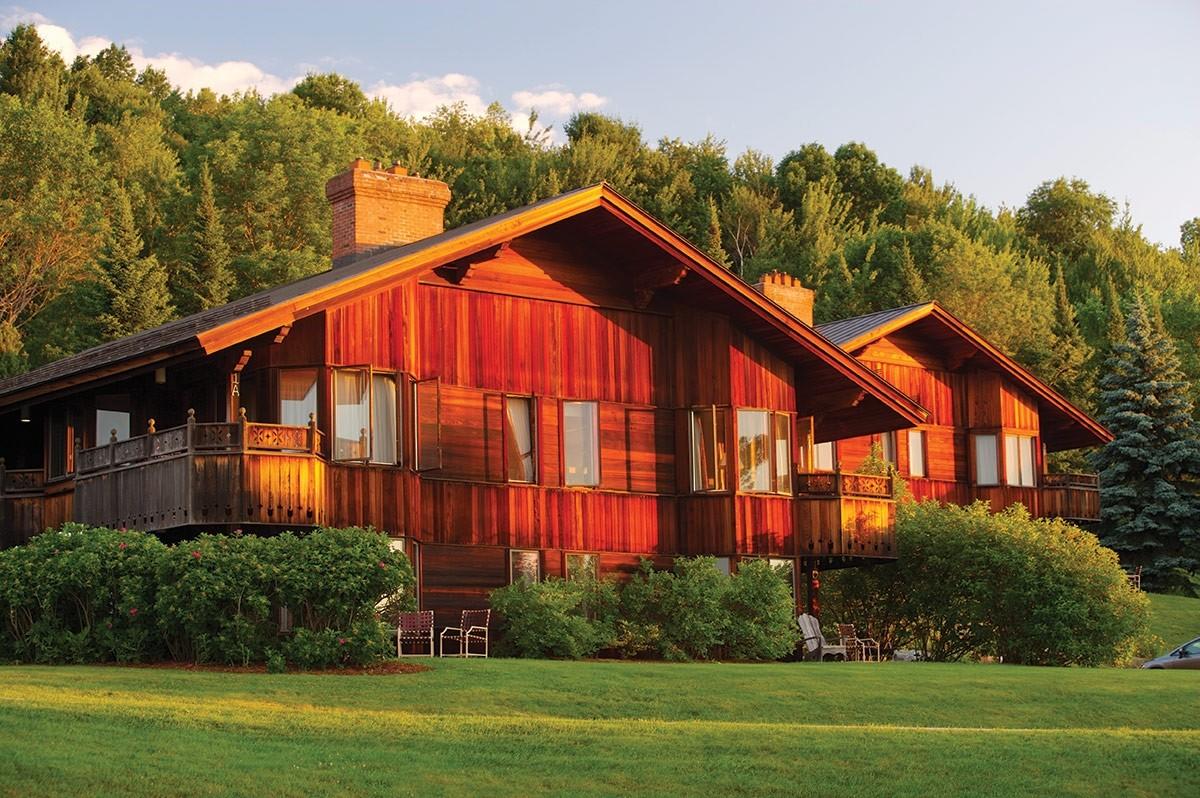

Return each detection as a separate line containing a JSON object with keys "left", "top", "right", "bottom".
{"left": 617, "top": 557, "right": 729, "bottom": 661}
{"left": 823, "top": 500, "right": 1153, "bottom": 666}
{"left": 491, "top": 576, "right": 618, "bottom": 659}
{"left": 0, "top": 525, "right": 167, "bottom": 663}
{"left": 723, "top": 559, "right": 800, "bottom": 661}
{"left": 281, "top": 618, "right": 394, "bottom": 669}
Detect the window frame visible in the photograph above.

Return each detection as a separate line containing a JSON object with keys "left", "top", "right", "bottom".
{"left": 560, "top": 400, "right": 600, "bottom": 488}
{"left": 509, "top": 549, "right": 541, "bottom": 584}
{"left": 1004, "top": 433, "right": 1037, "bottom": 488}
{"left": 811, "top": 440, "right": 836, "bottom": 472}
{"left": 688, "top": 405, "right": 730, "bottom": 494}
{"left": 502, "top": 394, "right": 537, "bottom": 484}
{"left": 413, "top": 376, "right": 443, "bottom": 472}
{"left": 564, "top": 551, "right": 600, "bottom": 581}
{"left": 972, "top": 431, "right": 1000, "bottom": 487}
{"left": 878, "top": 430, "right": 897, "bottom": 466}
{"left": 330, "top": 366, "right": 402, "bottom": 465}
{"left": 907, "top": 429, "right": 927, "bottom": 478}
{"left": 734, "top": 407, "right": 793, "bottom": 496}
{"left": 276, "top": 366, "right": 320, "bottom": 428}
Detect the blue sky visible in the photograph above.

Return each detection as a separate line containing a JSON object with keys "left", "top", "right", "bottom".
{"left": 5, "top": 1, "right": 1199, "bottom": 247}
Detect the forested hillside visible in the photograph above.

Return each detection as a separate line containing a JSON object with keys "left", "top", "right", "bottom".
{"left": 3, "top": 23, "right": 1200, "bottom": 439}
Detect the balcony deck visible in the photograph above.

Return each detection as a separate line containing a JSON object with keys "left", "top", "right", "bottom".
{"left": 1039, "top": 472, "right": 1101, "bottom": 523}
{"left": 794, "top": 471, "right": 897, "bottom": 561}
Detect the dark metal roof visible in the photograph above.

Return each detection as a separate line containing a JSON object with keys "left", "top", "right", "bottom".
{"left": 816, "top": 303, "right": 932, "bottom": 347}
{"left": 0, "top": 186, "right": 597, "bottom": 404}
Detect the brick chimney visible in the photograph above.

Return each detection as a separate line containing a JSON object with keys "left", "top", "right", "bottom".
{"left": 325, "top": 159, "right": 452, "bottom": 267}
{"left": 753, "top": 271, "right": 814, "bottom": 326}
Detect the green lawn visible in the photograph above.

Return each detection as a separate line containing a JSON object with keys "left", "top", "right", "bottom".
{"left": 1, "top": 659, "right": 1197, "bottom": 797}
{"left": 1148, "top": 592, "right": 1200, "bottom": 651}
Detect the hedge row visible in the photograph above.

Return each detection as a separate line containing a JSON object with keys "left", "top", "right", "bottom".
{"left": 491, "top": 557, "right": 799, "bottom": 661}
{"left": 0, "top": 524, "right": 414, "bottom": 668}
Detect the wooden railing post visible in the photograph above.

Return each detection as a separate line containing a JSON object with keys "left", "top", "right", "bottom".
{"left": 359, "top": 427, "right": 368, "bottom": 463}
{"left": 186, "top": 409, "right": 196, "bottom": 453}
{"left": 238, "top": 407, "right": 248, "bottom": 452}
{"left": 308, "top": 412, "right": 319, "bottom": 455}
{"left": 108, "top": 428, "right": 117, "bottom": 466}
{"left": 74, "top": 437, "right": 82, "bottom": 475}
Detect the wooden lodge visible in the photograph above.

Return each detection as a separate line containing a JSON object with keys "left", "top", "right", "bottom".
{"left": 0, "top": 160, "right": 1108, "bottom": 621}
{"left": 815, "top": 303, "right": 1111, "bottom": 524}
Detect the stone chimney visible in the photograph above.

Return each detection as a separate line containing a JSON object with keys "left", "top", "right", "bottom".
{"left": 753, "top": 271, "right": 814, "bottom": 326}
{"left": 325, "top": 158, "right": 452, "bottom": 267}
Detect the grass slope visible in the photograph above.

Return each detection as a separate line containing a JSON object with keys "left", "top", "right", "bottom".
{"left": 1147, "top": 592, "right": 1200, "bottom": 651}
{"left": 1, "top": 660, "right": 1197, "bottom": 797}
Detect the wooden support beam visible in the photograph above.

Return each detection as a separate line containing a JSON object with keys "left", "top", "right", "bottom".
{"left": 435, "top": 241, "right": 511, "bottom": 285}
{"left": 631, "top": 262, "right": 688, "bottom": 309}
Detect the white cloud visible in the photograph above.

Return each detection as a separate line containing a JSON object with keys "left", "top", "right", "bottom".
{"left": 511, "top": 88, "right": 607, "bottom": 117}
{"left": 3, "top": 12, "right": 609, "bottom": 129}
{"left": 367, "top": 73, "right": 489, "bottom": 119}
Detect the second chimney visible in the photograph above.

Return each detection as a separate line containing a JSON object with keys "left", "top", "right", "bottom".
{"left": 753, "top": 271, "right": 814, "bottom": 326}
{"left": 325, "top": 159, "right": 452, "bottom": 267}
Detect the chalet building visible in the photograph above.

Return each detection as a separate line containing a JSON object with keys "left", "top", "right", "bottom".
{"left": 813, "top": 303, "right": 1111, "bottom": 524}
{"left": 0, "top": 160, "right": 930, "bottom": 621}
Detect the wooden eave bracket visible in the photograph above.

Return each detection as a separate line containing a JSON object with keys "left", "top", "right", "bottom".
{"left": 435, "top": 241, "right": 512, "bottom": 284}
{"left": 231, "top": 349, "right": 252, "bottom": 373}
{"left": 272, "top": 325, "right": 291, "bottom": 345}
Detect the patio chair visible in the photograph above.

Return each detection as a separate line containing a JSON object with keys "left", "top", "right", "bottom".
{"left": 1126, "top": 565, "right": 1142, "bottom": 590}
{"left": 397, "top": 610, "right": 434, "bottom": 657}
{"left": 797, "top": 613, "right": 848, "bottom": 661}
{"left": 836, "top": 623, "right": 881, "bottom": 662}
{"left": 440, "top": 609, "right": 491, "bottom": 658}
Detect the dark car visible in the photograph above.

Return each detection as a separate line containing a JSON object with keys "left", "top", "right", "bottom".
{"left": 1142, "top": 636, "right": 1200, "bottom": 669}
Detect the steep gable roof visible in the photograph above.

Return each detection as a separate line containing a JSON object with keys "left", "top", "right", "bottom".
{"left": 817, "top": 302, "right": 1111, "bottom": 451}
{"left": 0, "top": 184, "right": 927, "bottom": 439}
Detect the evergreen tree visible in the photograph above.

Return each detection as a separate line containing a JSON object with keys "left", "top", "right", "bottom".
{"left": 897, "top": 239, "right": 927, "bottom": 304}
{"left": 0, "top": 24, "right": 65, "bottom": 103}
{"left": 1092, "top": 295, "right": 1200, "bottom": 587}
{"left": 183, "top": 161, "right": 235, "bottom": 311}
{"left": 98, "top": 184, "right": 174, "bottom": 338}
{"left": 1044, "top": 262, "right": 1093, "bottom": 403}
{"left": 702, "top": 195, "right": 730, "bottom": 267}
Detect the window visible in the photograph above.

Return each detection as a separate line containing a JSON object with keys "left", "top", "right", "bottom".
{"left": 879, "top": 431, "right": 897, "bottom": 466}
{"left": 908, "top": 430, "right": 927, "bottom": 478}
{"left": 974, "top": 433, "right": 998, "bottom": 486}
{"left": 504, "top": 397, "right": 536, "bottom": 483}
{"left": 413, "top": 377, "right": 442, "bottom": 470}
{"left": 1005, "top": 434, "right": 1037, "bottom": 487}
{"left": 813, "top": 441, "right": 835, "bottom": 471}
{"left": 565, "top": 552, "right": 599, "bottom": 580}
{"left": 333, "top": 369, "right": 370, "bottom": 461}
{"left": 689, "top": 407, "right": 728, "bottom": 492}
{"left": 712, "top": 556, "right": 732, "bottom": 576}
{"left": 767, "top": 558, "right": 797, "bottom": 597}
{"left": 371, "top": 373, "right": 399, "bottom": 465}
{"left": 562, "top": 401, "right": 599, "bottom": 487}
{"left": 279, "top": 368, "right": 318, "bottom": 427}
{"left": 736, "top": 409, "right": 792, "bottom": 494}
{"left": 95, "top": 394, "right": 131, "bottom": 443}
{"left": 510, "top": 550, "right": 540, "bottom": 584}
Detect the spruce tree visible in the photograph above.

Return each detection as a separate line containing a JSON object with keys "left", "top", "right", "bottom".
{"left": 1092, "top": 295, "right": 1200, "bottom": 587}
{"left": 703, "top": 195, "right": 730, "bottom": 267}
{"left": 1045, "top": 262, "right": 1092, "bottom": 404}
{"left": 186, "top": 161, "right": 235, "bottom": 311}
{"left": 99, "top": 184, "right": 174, "bottom": 338}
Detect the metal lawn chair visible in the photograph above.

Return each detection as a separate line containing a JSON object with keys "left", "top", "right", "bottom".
{"left": 797, "top": 613, "right": 849, "bottom": 661}
{"left": 836, "top": 623, "right": 881, "bottom": 662}
{"left": 397, "top": 610, "right": 435, "bottom": 657}
{"left": 440, "top": 609, "right": 491, "bottom": 658}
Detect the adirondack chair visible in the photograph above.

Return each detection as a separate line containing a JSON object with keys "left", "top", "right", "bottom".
{"left": 440, "top": 609, "right": 491, "bottom": 658}
{"left": 396, "top": 611, "right": 434, "bottom": 657}
{"left": 797, "top": 613, "right": 848, "bottom": 661}
{"left": 836, "top": 623, "right": 881, "bottom": 662}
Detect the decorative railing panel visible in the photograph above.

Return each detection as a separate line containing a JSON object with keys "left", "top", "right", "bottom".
{"left": 840, "top": 473, "right": 892, "bottom": 498}
{"left": 193, "top": 423, "right": 239, "bottom": 450}
{"left": 794, "top": 470, "right": 893, "bottom": 499}
{"left": 245, "top": 423, "right": 311, "bottom": 452}
{"left": 1, "top": 468, "right": 45, "bottom": 494}
{"left": 1042, "top": 472, "right": 1099, "bottom": 489}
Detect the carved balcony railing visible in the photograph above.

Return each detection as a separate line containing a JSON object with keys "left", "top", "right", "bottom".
{"left": 794, "top": 470, "right": 894, "bottom": 499}
{"left": 75, "top": 409, "right": 324, "bottom": 476}
{"left": 0, "top": 463, "right": 45, "bottom": 496}
{"left": 1041, "top": 472, "right": 1101, "bottom": 522}
{"left": 794, "top": 469, "right": 897, "bottom": 560}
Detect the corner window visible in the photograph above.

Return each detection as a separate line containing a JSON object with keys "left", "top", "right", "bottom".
{"left": 562, "top": 401, "right": 599, "bottom": 487}
{"left": 907, "top": 430, "right": 926, "bottom": 478}
{"left": 712, "top": 556, "right": 732, "bottom": 576}
{"left": 736, "top": 409, "right": 792, "bottom": 494}
{"left": 333, "top": 368, "right": 370, "bottom": 461}
{"left": 879, "top": 431, "right": 897, "bottom": 466}
{"left": 504, "top": 396, "right": 536, "bottom": 483}
{"left": 812, "top": 441, "right": 835, "bottom": 472}
{"left": 974, "top": 433, "right": 998, "bottom": 486}
{"left": 689, "top": 406, "right": 728, "bottom": 492}
{"left": 371, "top": 373, "right": 399, "bottom": 465}
{"left": 1005, "top": 434, "right": 1036, "bottom": 487}
{"left": 510, "top": 550, "right": 540, "bottom": 584}
{"left": 95, "top": 395, "right": 131, "bottom": 443}
{"left": 279, "top": 368, "right": 318, "bottom": 426}
{"left": 565, "top": 552, "right": 599, "bottom": 580}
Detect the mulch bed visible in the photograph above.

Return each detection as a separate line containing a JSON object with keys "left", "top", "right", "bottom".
{"left": 106, "top": 660, "right": 432, "bottom": 675}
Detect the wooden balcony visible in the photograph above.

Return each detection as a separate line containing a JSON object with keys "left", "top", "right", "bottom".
{"left": 70, "top": 413, "right": 328, "bottom": 532}
{"left": 1040, "top": 472, "right": 1100, "bottom": 523}
{"left": 794, "top": 471, "right": 897, "bottom": 561}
